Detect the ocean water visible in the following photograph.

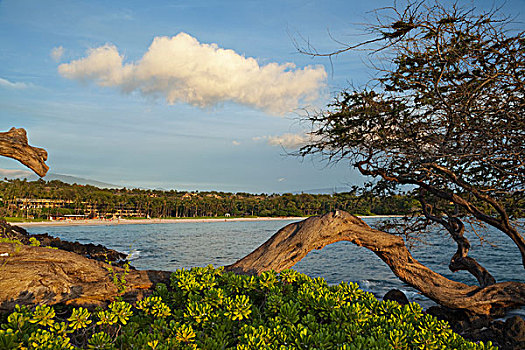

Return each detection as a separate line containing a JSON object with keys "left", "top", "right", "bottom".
{"left": 25, "top": 218, "right": 525, "bottom": 314}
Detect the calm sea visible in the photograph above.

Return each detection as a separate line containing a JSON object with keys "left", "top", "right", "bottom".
{"left": 26, "top": 218, "right": 525, "bottom": 315}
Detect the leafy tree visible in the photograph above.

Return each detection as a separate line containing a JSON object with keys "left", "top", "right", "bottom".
{"left": 299, "top": 1, "right": 524, "bottom": 314}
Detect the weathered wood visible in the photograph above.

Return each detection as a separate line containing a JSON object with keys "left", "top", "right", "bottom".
{"left": 0, "top": 127, "right": 49, "bottom": 177}
{"left": 0, "top": 243, "right": 170, "bottom": 312}
{"left": 226, "top": 211, "right": 525, "bottom": 316}
{"left": 419, "top": 197, "right": 496, "bottom": 287}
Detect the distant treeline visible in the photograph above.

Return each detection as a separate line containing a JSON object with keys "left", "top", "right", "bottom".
{"left": 0, "top": 179, "right": 419, "bottom": 219}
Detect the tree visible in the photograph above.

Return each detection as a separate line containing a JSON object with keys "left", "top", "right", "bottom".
{"left": 300, "top": 1, "right": 524, "bottom": 313}
{"left": 229, "top": 1, "right": 525, "bottom": 317}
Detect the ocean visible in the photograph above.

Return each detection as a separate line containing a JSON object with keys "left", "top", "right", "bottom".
{"left": 25, "top": 217, "right": 525, "bottom": 316}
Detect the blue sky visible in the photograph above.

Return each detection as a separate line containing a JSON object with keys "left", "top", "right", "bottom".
{"left": 1, "top": 0, "right": 524, "bottom": 193}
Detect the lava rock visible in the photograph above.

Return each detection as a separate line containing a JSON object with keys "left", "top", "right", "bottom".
{"left": 505, "top": 316, "right": 525, "bottom": 343}
{"left": 0, "top": 220, "right": 126, "bottom": 263}
{"left": 383, "top": 289, "right": 410, "bottom": 305}
{"left": 426, "top": 305, "right": 525, "bottom": 350}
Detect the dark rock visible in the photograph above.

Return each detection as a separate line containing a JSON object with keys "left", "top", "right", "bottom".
{"left": 383, "top": 289, "right": 409, "bottom": 305}
{"left": 492, "top": 320, "right": 506, "bottom": 331}
{"left": 426, "top": 305, "right": 490, "bottom": 333}
{"left": 426, "top": 305, "right": 465, "bottom": 327}
{"left": 505, "top": 316, "right": 525, "bottom": 342}
{"left": 31, "top": 232, "right": 127, "bottom": 263}
{"left": 0, "top": 220, "right": 126, "bottom": 263}
{"left": 475, "top": 316, "right": 525, "bottom": 350}
{"left": 426, "top": 305, "right": 525, "bottom": 350}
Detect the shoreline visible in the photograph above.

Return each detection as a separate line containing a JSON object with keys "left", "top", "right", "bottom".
{"left": 14, "top": 215, "right": 404, "bottom": 227}
{"left": 15, "top": 216, "right": 306, "bottom": 227}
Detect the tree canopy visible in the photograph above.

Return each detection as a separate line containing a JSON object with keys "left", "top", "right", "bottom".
{"left": 0, "top": 178, "right": 419, "bottom": 219}
{"left": 299, "top": 0, "right": 524, "bottom": 310}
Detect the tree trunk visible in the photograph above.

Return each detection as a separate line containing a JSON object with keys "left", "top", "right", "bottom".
{"left": 0, "top": 242, "right": 170, "bottom": 312}
{"left": 226, "top": 211, "right": 525, "bottom": 317}
{"left": 0, "top": 127, "right": 49, "bottom": 177}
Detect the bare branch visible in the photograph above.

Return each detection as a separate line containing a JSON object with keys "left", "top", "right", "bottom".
{"left": 0, "top": 127, "right": 49, "bottom": 177}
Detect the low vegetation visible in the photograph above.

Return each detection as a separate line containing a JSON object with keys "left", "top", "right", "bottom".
{"left": 0, "top": 266, "right": 494, "bottom": 349}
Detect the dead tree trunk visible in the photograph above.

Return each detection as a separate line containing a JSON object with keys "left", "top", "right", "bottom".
{"left": 0, "top": 127, "right": 49, "bottom": 177}
{"left": 0, "top": 242, "right": 170, "bottom": 312}
{"left": 226, "top": 211, "right": 525, "bottom": 317}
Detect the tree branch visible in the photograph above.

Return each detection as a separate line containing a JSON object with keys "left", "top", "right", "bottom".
{"left": 419, "top": 193, "right": 496, "bottom": 287}
{"left": 355, "top": 161, "right": 525, "bottom": 269}
{"left": 226, "top": 211, "right": 525, "bottom": 316}
{"left": 0, "top": 127, "right": 49, "bottom": 177}
{"left": 424, "top": 163, "right": 525, "bottom": 268}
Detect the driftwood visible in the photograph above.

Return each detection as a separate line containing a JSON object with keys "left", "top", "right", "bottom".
{"left": 0, "top": 242, "right": 170, "bottom": 313}
{"left": 0, "top": 127, "right": 49, "bottom": 177}
{"left": 0, "top": 220, "right": 170, "bottom": 312}
{"left": 226, "top": 211, "right": 525, "bottom": 317}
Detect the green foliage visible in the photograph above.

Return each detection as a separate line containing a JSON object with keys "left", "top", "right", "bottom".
{"left": 0, "top": 267, "right": 496, "bottom": 349}
{"left": 104, "top": 259, "right": 130, "bottom": 296}
{"left": 0, "top": 237, "right": 22, "bottom": 245}
{"left": 136, "top": 296, "right": 171, "bottom": 319}
{"left": 28, "top": 237, "right": 40, "bottom": 247}
{"left": 0, "top": 178, "right": 422, "bottom": 220}
{"left": 0, "top": 236, "right": 56, "bottom": 251}
{"left": 87, "top": 332, "right": 112, "bottom": 349}
{"left": 67, "top": 307, "right": 92, "bottom": 330}
{"left": 30, "top": 305, "right": 56, "bottom": 327}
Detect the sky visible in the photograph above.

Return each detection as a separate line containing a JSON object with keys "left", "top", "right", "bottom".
{"left": 1, "top": 0, "right": 524, "bottom": 193}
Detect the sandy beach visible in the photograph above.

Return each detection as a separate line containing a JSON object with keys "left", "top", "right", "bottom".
{"left": 14, "top": 215, "right": 405, "bottom": 227}
{"left": 15, "top": 216, "right": 307, "bottom": 227}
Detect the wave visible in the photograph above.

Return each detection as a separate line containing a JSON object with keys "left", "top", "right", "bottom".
{"left": 122, "top": 250, "right": 141, "bottom": 261}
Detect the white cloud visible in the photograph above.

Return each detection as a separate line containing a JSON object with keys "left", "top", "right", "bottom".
{"left": 0, "top": 77, "right": 29, "bottom": 89}
{"left": 0, "top": 168, "right": 34, "bottom": 179}
{"left": 232, "top": 140, "right": 241, "bottom": 146}
{"left": 58, "top": 33, "right": 326, "bottom": 115}
{"left": 254, "top": 133, "right": 312, "bottom": 149}
{"left": 50, "top": 46, "right": 65, "bottom": 62}
{"left": 267, "top": 133, "right": 309, "bottom": 148}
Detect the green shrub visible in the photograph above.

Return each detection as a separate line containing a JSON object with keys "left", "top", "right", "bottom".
{"left": 0, "top": 267, "right": 496, "bottom": 349}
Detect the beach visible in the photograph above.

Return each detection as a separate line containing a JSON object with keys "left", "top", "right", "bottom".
{"left": 15, "top": 216, "right": 307, "bottom": 227}
{"left": 14, "top": 215, "right": 407, "bottom": 227}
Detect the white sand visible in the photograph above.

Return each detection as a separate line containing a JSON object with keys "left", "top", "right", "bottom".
{"left": 14, "top": 215, "right": 404, "bottom": 228}
{"left": 15, "top": 216, "right": 306, "bottom": 227}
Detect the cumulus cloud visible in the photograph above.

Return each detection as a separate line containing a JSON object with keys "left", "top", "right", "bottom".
{"left": 254, "top": 133, "right": 312, "bottom": 149}
{"left": 50, "top": 46, "right": 65, "bottom": 62}
{"left": 0, "top": 77, "right": 29, "bottom": 89}
{"left": 58, "top": 33, "right": 326, "bottom": 114}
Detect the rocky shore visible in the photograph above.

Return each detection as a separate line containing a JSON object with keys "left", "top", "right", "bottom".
{"left": 2, "top": 221, "right": 126, "bottom": 263}
{"left": 0, "top": 220, "right": 170, "bottom": 313}
{"left": 1, "top": 219, "right": 524, "bottom": 349}
{"left": 384, "top": 289, "right": 525, "bottom": 350}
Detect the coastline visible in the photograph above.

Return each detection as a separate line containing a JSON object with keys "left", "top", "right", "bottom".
{"left": 14, "top": 215, "right": 404, "bottom": 227}
{"left": 15, "top": 216, "right": 306, "bottom": 227}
